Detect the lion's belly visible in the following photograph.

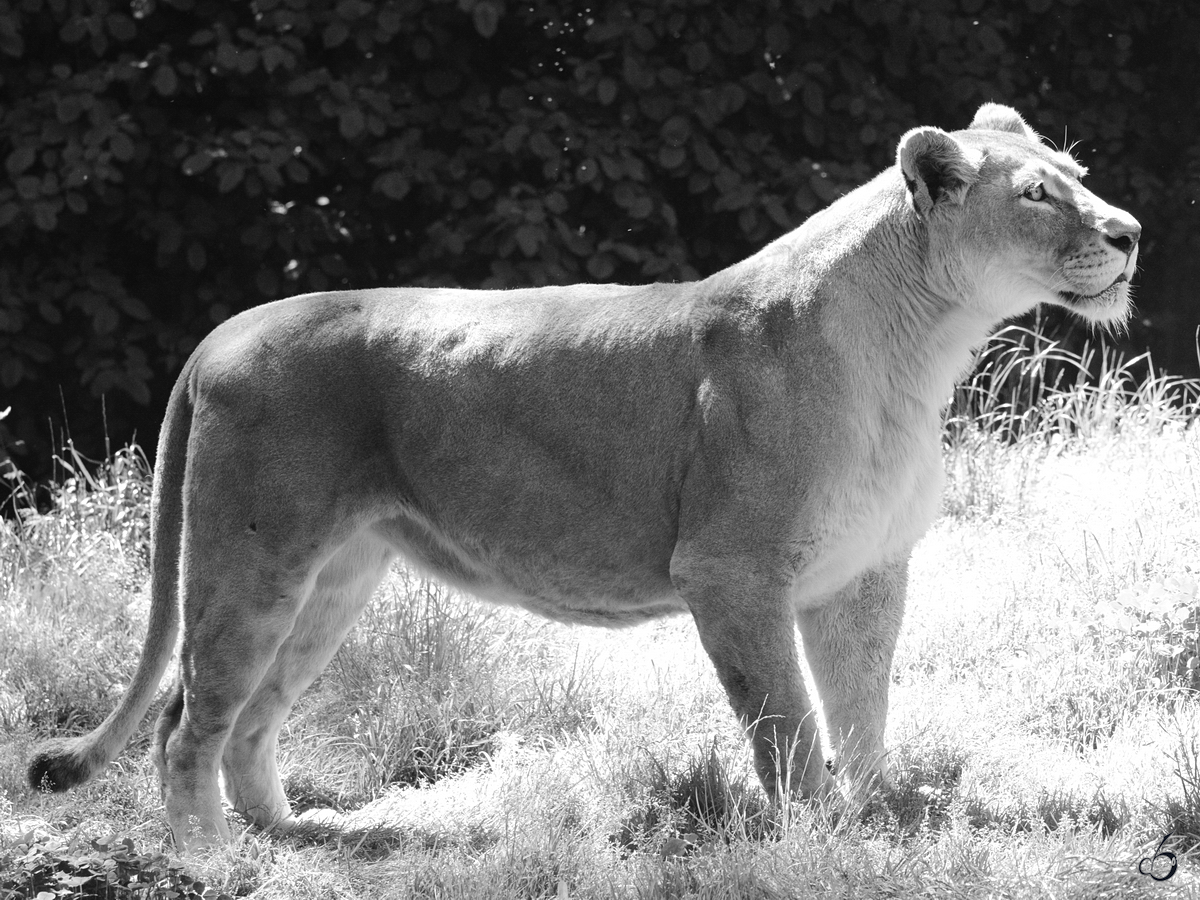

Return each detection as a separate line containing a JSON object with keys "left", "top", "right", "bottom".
{"left": 369, "top": 511, "right": 687, "bottom": 627}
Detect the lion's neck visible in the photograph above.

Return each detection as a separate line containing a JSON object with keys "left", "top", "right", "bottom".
{"left": 747, "top": 202, "right": 992, "bottom": 418}
{"left": 845, "top": 271, "right": 994, "bottom": 422}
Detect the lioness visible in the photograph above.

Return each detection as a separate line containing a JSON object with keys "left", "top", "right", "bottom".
{"left": 29, "top": 104, "right": 1139, "bottom": 848}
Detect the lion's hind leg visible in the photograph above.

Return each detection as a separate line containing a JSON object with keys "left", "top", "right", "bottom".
{"left": 222, "top": 532, "right": 396, "bottom": 834}
{"left": 163, "top": 560, "right": 313, "bottom": 847}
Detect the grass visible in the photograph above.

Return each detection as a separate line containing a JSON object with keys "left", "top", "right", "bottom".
{"left": 2, "top": 325, "right": 1200, "bottom": 897}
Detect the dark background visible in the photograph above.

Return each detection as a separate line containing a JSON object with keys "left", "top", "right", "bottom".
{"left": 1, "top": 0, "right": 1197, "bottom": 480}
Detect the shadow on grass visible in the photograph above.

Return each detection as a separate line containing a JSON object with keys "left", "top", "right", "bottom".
{"left": 610, "top": 742, "right": 775, "bottom": 858}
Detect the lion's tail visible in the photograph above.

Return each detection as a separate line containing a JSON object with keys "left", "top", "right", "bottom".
{"left": 27, "top": 373, "right": 191, "bottom": 793}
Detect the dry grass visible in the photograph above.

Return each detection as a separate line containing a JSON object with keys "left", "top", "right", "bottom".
{"left": 3, "top": 326, "right": 1200, "bottom": 897}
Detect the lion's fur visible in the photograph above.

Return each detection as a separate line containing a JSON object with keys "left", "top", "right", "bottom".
{"left": 28, "top": 104, "right": 1141, "bottom": 848}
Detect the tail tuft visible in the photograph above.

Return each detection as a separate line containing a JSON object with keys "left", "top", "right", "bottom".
{"left": 27, "top": 738, "right": 101, "bottom": 793}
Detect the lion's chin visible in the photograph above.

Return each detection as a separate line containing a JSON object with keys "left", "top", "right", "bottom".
{"left": 1054, "top": 276, "right": 1132, "bottom": 326}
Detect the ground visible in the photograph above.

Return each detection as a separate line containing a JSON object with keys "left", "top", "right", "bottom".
{"left": 2, "top": 331, "right": 1200, "bottom": 898}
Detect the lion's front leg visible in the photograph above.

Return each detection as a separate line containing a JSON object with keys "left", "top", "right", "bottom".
{"left": 795, "top": 557, "right": 908, "bottom": 795}
{"left": 671, "top": 552, "right": 832, "bottom": 799}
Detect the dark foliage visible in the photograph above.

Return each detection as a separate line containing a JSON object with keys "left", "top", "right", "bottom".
{"left": 1, "top": 0, "right": 1196, "bottom": 477}
{"left": 0, "top": 832, "right": 229, "bottom": 900}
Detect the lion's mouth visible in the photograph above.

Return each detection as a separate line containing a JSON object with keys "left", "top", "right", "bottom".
{"left": 1057, "top": 273, "right": 1129, "bottom": 306}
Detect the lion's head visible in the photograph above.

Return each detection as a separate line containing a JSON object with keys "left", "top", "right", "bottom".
{"left": 898, "top": 102, "right": 1140, "bottom": 326}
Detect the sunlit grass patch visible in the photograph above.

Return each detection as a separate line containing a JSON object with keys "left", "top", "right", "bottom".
{"left": 944, "top": 324, "right": 1200, "bottom": 521}
{"left": 273, "top": 569, "right": 612, "bottom": 814}
{"left": 0, "top": 443, "right": 155, "bottom": 802}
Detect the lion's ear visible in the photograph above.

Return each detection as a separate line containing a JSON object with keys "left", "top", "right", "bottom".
{"left": 897, "top": 127, "right": 979, "bottom": 216}
{"left": 969, "top": 103, "right": 1039, "bottom": 141}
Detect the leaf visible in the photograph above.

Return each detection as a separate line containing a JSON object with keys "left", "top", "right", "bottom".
{"left": 339, "top": 107, "right": 365, "bottom": 140}
{"left": 692, "top": 141, "right": 721, "bottom": 173}
{"left": 502, "top": 124, "right": 528, "bottom": 154}
{"left": 187, "top": 242, "right": 207, "bottom": 270}
{"left": 181, "top": 151, "right": 212, "bottom": 175}
{"left": 976, "top": 24, "right": 1004, "bottom": 56}
{"left": 586, "top": 253, "right": 615, "bottom": 279}
{"left": 106, "top": 13, "right": 137, "bottom": 41}
{"left": 93, "top": 302, "right": 119, "bottom": 334}
{"left": 599, "top": 156, "right": 623, "bottom": 180}
{"left": 238, "top": 48, "right": 262, "bottom": 72}
{"left": 285, "top": 158, "right": 309, "bottom": 183}
{"left": 60, "top": 18, "right": 87, "bottom": 42}
{"left": 810, "top": 170, "right": 838, "bottom": 203}
{"left": 153, "top": 65, "right": 178, "bottom": 95}
{"left": 117, "top": 295, "right": 152, "bottom": 320}
{"left": 1, "top": 358, "right": 23, "bottom": 387}
{"left": 529, "top": 131, "right": 556, "bottom": 160}
{"left": 15, "top": 176, "right": 40, "bottom": 199}
{"left": 613, "top": 182, "right": 638, "bottom": 208}
{"left": 765, "top": 23, "right": 791, "bottom": 54}
{"left": 31, "top": 202, "right": 57, "bottom": 231}
{"left": 627, "top": 196, "right": 653, "bottom": 218}
{"left": 472, "top": 1, "right": 500, "bottom": 38}
{"left": 659, "top": 115, "right": 690, "bottom": 147}
{"left": 256, "top": 266, "right": 279, "bottom": 297}
{"left": 39, "top": 300, "right": 62, "bottom": 323}
{"left": 374, "top": 171, "right": 409, "bottom": 200}
{"left": 56, "top": 95, "right": 84, "bottom": 123}
{"left": 110, "top": 132, "right": 136, "bottom": 162}
{"left": 686, "top": 42, "right": 710, "bottom": 72}
{"left": 764, "top": 197, "right": 791, "bottom": 228}
{"left": 215, "top": 42, "right": 238, "bottom": 69}
{"left": 586, "top": 21, "right": 624, "bottom": 42}
{"left": 717, "top": 83, "right": 746, "bottom": 117}
{"left": 5, "top": 146, "right": 35, "bottom": 175}
{"left": 1168, "top": 575, "right": 1198, "bottom": 597}
{"left": 262, "top": 44, "right": 291, "bottom": 73}
{"left": 596, "top": 77, "right": 617, "bottom": 105}
{"left": 514, "top": 224, "right": 542, "bottom": 256}
{"left": 575, "top": 159, "right": 597, "bottom": 184}
{"left": 123, "top": 374, "right": 152, "bottom": 406}
{"left": 622, "top": 54, "right": 652, "bottom": 90}
{"left": 217, "top": 162, "right": 246, "bottom": 192}
{"left": 469, "top": 177, "right": 493, "bottom": 200}
{"left": 802, "top": 82, "right": 824, "bottom": 116}
{"left": 323, "top": 21, "right": 349, "bottom": 48}
{"left": 423, "top": 66, "right": 461, "bottom": 97}
{"left": 721, "top": 185, "right": 758, "bottom": 212}
{"left": 0, "top": 26, "right": 23, "bottom": 58}
{"left": 659, "top": 145, "right": 687, "bottom": 168}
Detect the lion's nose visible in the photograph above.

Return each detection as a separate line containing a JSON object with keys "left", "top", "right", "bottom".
{"left": 1104, "top": 215, "right": 1141, "bottom": 256}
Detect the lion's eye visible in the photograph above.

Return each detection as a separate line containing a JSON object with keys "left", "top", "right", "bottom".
{"left": 1023, "top": 183, "right": 1047, "bottom": 202}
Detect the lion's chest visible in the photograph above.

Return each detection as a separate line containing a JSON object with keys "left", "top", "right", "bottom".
{"left": 788, "top": 409, "right": 944, "bottom": 606}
